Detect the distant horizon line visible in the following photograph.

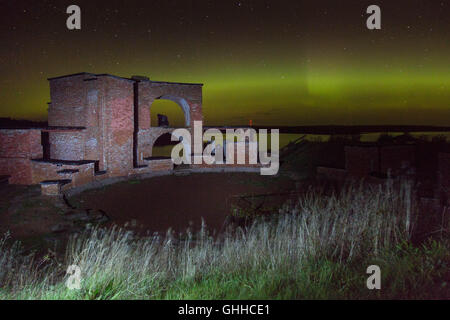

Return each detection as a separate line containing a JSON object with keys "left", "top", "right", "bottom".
{"left": 1, "top": 117, "right": 449, "bottom": 134}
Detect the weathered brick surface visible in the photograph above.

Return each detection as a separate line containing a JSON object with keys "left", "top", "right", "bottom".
{"left": 40, "top": 183, "right": 61, "bottom": 196}
{"left": 146, "top": 158, "right": 174, "bottom": 171}
{"left": 137, "top": 128, "right": 175, "bottom": 163}
{"left": 102, "top": 77, "right": 134, "bottom": 176}
{"left": 2, "top": 73, "right": 206, "bottom": 192}
{"left": 137, "top": 81, "right": 203, "bottom": 129}
{"left": 49, "top": 131, "right": 85, "bottom": 160}
{"left": 0, "top": 158, "right": 33, "bottom": 184}
{"left": 31, "top": 160, "right": 95, "bottom": 186}
{"left": 28, "top": 131, "right": 43, "bottom": 158}
{"left": 345, "top": 146, "right": 379, "bottom": 177}
{"left": 0, "top": 129, "right": 42, "bottom": 184}
{"left": 48, "top": 74, "right": 134, "bottom": 175}
{"left": 71, "top": 163, "right": 95, "bottom": 187}
{"left": 48, "top": 74, "right": 90, "bottom": 127}
{"left": 0, "top": 129, "right": 42, "bottom": 158}
{"left": 135, "top": 80, "right": 202, "bottom": 167}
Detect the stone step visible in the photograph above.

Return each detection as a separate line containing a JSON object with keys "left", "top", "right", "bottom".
{"left": 40, "top": 179, "right": 72, "bottom": 196}
{"left": 94, "top": 170, "right": 107, "bottom": 176}
{"left": 143, "top": 156, "right": 171, "bottom": 161}
{"left": 57, "top": 169, "right": 80, "bottom": 175}
{"left": 32, "top": 159, "right": 96, "bottom": 166}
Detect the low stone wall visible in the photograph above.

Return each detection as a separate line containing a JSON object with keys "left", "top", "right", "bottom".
{"left": 0, "top": 129, "right": 43, "bottom": 184}
{"left": 31, "top": 160, "right": 95, "bottom": 185}
{"left": 0, "top": 129, "right": 42, "bottom": 159}
{"left": 0, "top": 158, "right": 34, "bottom": 184}
{"left": 64, "top": 166, "right": 260, "bottom": 197}
{"left": 40, "top": 180, "right": 71, "bottom": 196}
{"left": 137, "top": 127, "right": 175, "bottom": 165}
{"left": 146, "top": 158, "right": 174, "bottom": 171}
{"left": 191, "top": 163, "right": 261, "bottom": 169}
{"left": 40, "top": 182, "right": 61, "bottom": 196}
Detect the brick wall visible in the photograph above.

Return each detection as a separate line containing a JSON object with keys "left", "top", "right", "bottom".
{"left": 48, "top": 74, "right": 90, "bottom": 127}
{"left": 40, "top": 182, "right": 61, "bottom": 196}
{"left": 146, "top": 158, "right": 174, "bottom": 171}
{"left": 136, "top": 80, "right": 202, "bottom": 168}
{"left": 0, "top": 129, "right": 42, "bottom": 158}
{"left": 0, "top": 158, "right": 33, "bottom": 184}
{"left": 48, "top": 74, "right": 135, "bottom": 176}
{"left": 137, "top": 81, "right": 203, "bottom": 129}
{"left": 103, "top": 77, "right": 134, "bottom": 176}
{"left": 49, "top": 131, "right": 85, "bottom": 160}
{"left": 2, "top": 73, "right": 207, "bottom": 191}
{"left": 0, "top": 129, "right": 42, "bottom": 184}
{"left": 137, "top": 127, "right": 175, "bottom": 165}
{"left": 31, "top": 160, "right": 95, "bottom": 185}
{"left": 49, "top": 74, "right": 97, "bottom": 165}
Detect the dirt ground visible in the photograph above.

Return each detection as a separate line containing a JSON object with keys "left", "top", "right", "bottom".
{"left": 68, "top": 172, "right": 296, "bottom": 234}
{"left": 0, "top": 183, "right": 69, "bottom": 251}
{"left": 0, "top": 173, "right": 296, "bottom": 249}
{"left": 0, "top": 185, "right": 68, "bottom": 236}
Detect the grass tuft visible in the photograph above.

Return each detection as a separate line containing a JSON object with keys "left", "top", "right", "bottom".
{"left": 0, "top": 181, "right": 449, "bottom": 299}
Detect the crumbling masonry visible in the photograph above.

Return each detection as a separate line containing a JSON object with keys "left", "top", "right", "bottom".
{"left": 0, "top": 73, "right": 205, "bottom": 195}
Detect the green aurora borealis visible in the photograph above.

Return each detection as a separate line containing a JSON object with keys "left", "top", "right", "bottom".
{"left": 1, "top": 0, "right": 449, "bottom": 126}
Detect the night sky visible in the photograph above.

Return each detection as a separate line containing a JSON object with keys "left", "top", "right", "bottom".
{"left": 1, "top": 0, "right": 449, "bottom": 126}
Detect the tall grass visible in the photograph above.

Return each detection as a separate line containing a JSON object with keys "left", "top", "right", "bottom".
{"left": 1, "top": 180, "right": 448, "bottom": 299}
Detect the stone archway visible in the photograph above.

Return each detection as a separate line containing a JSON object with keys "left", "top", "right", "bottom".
{"left": 145, "top": 129, "right": 190, "bottom": 163}
{"left": 149, "top": 131, "right": 175, "bottom": 158}
{"left": 134, "top": 80, "right": 203, "bottom": 167}
{"left": 150, "top": 95, "right": 191, "bottom": 127}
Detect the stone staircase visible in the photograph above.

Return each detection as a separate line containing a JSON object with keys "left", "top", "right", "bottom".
{"left": 39, "top": 179, "right": 72, "bottom": 195}
{"left": 31, "top": 159, "right": 99, "bottom": 195}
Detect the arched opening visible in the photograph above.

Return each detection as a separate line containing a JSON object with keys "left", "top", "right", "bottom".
{"left": 151, "top": 132, "right": 177, "bottom": 158}
{"left": 150, "top": 95, "right": 190, "bottom": 128}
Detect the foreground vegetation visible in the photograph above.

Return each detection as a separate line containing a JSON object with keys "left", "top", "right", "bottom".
{"left": 0, "top": 181, "right": 449, "bottom": 299}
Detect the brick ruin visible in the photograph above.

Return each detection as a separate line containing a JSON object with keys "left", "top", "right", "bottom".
{"left": 344, "top": 145, "right": 417, "bottom": 178}
{"left": 317, "top": 143, "right": 450, "bottom": 208}
{"left": 0, "top": 72, "right": 223, "bottom": 195}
